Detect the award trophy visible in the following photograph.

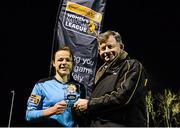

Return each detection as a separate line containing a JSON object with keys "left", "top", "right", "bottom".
{"left": 64, "top": 84, "right": 80, "bottom": 107}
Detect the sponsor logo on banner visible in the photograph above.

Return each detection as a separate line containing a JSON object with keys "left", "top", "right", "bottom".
{"left": 63, "top": 1, "right": 102, "bottom": 37}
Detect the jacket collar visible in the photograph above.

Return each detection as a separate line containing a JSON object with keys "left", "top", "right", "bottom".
{"left": 106, "top": 51, "right": 129, "bottom": 72}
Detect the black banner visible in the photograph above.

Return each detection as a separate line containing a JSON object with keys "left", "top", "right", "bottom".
{"left": 52, "top": 0, "right": 107, "bottom": 97}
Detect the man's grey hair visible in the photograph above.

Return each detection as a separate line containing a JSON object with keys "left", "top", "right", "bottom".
{"left": 97, "top": 30, "right": 123, "bottom": 44}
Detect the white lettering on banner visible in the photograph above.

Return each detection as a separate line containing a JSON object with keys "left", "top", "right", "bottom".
{"left": 65, "top": 21, "right": 87, "bottom": 32}
{"left": 73, "top": 56, "right": 94, "bottom": 83}
{"left": 82, "top": 58, "right": 94, "bottom": 65}
{"left": 74, "top": 66, "right": 93, "bottom": 74}
{"left": 74, "top": 56, "right": 94, "bottom": 66}
{"left": 74, "top": 56, "right": 81, "bottom": 64}
{"left": 67, "top": 13, "right": 89, "bottom": 23}
{"left": 72, "top": 73, "right": 83, "bottom": 83}
{"left": 63, "top": 2, "right": 101, "bottom": 37}
{"left": 66, "top": 17, "right": 83, "bottom": 25}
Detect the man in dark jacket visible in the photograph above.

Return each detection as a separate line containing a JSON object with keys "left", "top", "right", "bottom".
{"left": 74, "top": 30, "right": 148, "bottom": 127}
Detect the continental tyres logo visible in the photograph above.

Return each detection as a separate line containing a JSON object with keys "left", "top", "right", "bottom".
{"left": 66, "top": 2, "right": 102, "bottom": 23}
{"left": 63, "top": 1, "right": 102, "bottom": 37}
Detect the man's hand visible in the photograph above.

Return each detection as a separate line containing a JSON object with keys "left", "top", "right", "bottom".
{"left": 74, "top": 99, "right": 89, "bottom": 111}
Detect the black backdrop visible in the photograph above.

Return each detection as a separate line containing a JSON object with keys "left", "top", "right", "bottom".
{"left": 2, "top": 0, "right": 180, "bottom": 126}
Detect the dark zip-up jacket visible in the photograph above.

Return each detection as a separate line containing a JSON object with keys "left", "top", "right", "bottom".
{"left": 87, "top": 54, "right": 148, "bottom": 127}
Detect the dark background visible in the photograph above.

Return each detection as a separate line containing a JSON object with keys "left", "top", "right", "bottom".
{"left": 2, "top": 0, "right": 180, "bottom": 126}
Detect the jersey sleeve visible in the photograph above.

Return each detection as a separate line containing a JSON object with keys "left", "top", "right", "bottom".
{"left": 26, "top": 83, "right": 44, "bottom": 121}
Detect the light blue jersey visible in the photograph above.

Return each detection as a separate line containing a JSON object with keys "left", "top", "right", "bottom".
{"left": 26, "top": 77, "right": 82, "bottom": 127}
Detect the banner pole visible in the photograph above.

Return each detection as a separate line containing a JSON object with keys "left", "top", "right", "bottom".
{"left": 8, "top": 90, "right": 15, "bottom": 128}
{"left": 49, "top": 0, "right": 64, "bottom": 77}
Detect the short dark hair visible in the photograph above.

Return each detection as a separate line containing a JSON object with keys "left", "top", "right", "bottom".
{"left": 53, "top": 46, "right": 74, "bottom": 61}
{"left": 97, "top": 30, "right": 122, "bottom": 45}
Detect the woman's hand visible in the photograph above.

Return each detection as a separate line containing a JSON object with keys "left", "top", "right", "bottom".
{"left": 43, "top": 100, "right": 67, "bottom": 116}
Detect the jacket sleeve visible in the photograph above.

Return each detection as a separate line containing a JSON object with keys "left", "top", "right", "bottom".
{"left": 26, "top": 83, "right": 44, "bottom": 121}
{"left": 88, "top": 60, "right": 146, "bottom": 113}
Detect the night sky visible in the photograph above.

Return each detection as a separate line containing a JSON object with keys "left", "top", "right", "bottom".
{"left": 2, "top": 0, "right": 180, "bottom": 126}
